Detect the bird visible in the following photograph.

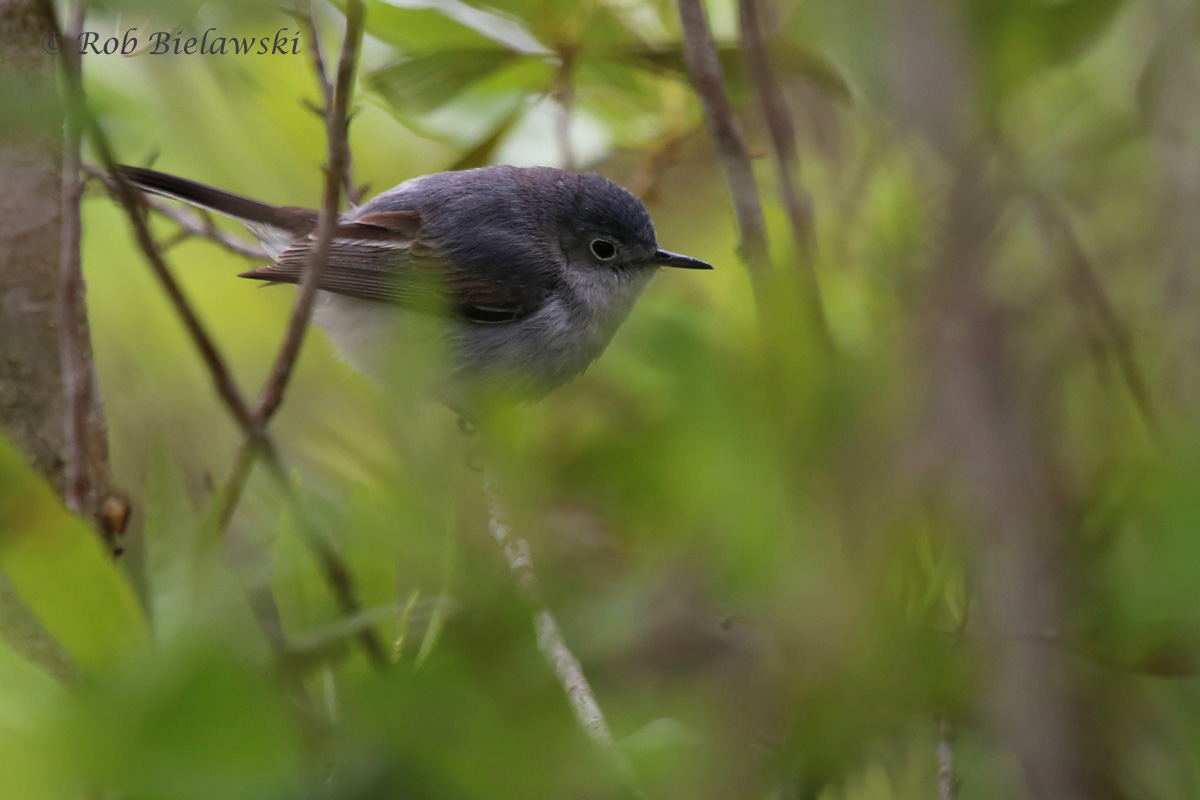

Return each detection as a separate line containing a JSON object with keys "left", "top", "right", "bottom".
{"left": 118, "top": 164, "right": 712, "bottom": 417}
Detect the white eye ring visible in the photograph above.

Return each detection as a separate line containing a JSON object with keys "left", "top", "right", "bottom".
{"left": 589, "top": 238, "right": 617, "bottom": 260}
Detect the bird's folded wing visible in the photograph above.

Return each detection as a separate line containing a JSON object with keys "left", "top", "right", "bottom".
{"left": 238, "top": 210, "right": 546, "bottom": 324}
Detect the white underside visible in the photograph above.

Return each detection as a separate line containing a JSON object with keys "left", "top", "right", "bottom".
{"left": 312, "top": 265, "right": 656, "bottom": 411}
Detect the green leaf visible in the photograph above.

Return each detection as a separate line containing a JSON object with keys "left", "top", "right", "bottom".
{"left": 966, "top": 0, "right": 1127, "bottom": 100}
{"left": 367, "top": 49, "right": 530, "bottom": 114}
{"left": 364, "top": 0, "right": 549, "bottom": 53}
{"left": 620, "top": 717, "right": 703, "bottom": 753}
{"left": 449, "top": 103, "right": 526, "bottom": 170}
{"left": 598, "top": 41, "right": 851, "bottom": 102}
{"left": 70, "top": 649, "right": 302, "bottom": 800}
{"left": 0, "top": 634, "right": 61, "bottom": 729}
{"left": 366, "top": 53, "right": 555, "bottom": 144}
{"left": 0, "top": 437, "right": 147, "bottom": 672}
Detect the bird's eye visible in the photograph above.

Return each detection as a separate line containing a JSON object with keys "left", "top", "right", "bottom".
{"left": 589, "top": 238, "right": 617, "bottom": 260}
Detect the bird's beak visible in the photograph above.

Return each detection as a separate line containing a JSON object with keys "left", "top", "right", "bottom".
{"left": 651, "top": 248, "right": 713, "bottom": 270}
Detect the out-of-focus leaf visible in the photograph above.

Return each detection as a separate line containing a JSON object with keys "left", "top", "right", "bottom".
{"left": 412, "top": 593, "right": 449, "bottom": 669}
{"left": 571, "top": 61, "right": 681, "bottom": 148}
{"left": 0, "top": 437, "right": 147, "bottom": 672}
{"left": 0, "top": 635, "right": 60, "bottom": 729}
{"left": 449, "top": 104, "right": 526, "bottom": 169}
{"left": 621, "top": 717, "right": 704, "bottom": 752}
{"left": 69, "top": 648, "right": 302, "bottom": 800}
{"left": 459, "top": 0, "right": 652, "bottom": 48}
{"left": 965, "top": 0, "right": 1127, "bottom": 100}
{"left": 367, "top": 54, "right": 555, "bottom": 144}
{"left": 363, "top": 0, "right": 549, "bottom": 53}
{"left": 281, "top": 605, "right": 397, "bottom": 674}
{"left": 367, "top": 49, "right": 532, "bottom": 114}
{"left": 0, "top": 636, "right": 67, "bottom": 800}
{"left": 272, "top": 496, "right": 342, "bottom": 645}
{"left": 598, "top": 42, "right": 851, "bottom": 102}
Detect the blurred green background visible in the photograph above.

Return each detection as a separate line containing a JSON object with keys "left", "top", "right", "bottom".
{"left": 4, "top": 0, "right": 1200, "bottom": 797}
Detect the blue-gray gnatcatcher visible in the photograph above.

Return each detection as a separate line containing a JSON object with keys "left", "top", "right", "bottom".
{"left": 118, "top": 164, "right": 712, "bottom": 415}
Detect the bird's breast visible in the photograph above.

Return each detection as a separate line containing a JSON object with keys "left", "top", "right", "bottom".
{"left": 310, "top": 268, "right": 655, "bottom": 407}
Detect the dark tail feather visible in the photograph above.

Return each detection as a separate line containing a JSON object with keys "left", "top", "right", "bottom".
{"left": 115, "top": 165, "right": 317, "bottom": 235}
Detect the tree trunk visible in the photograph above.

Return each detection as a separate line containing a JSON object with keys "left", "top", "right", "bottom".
{"left": 0, "top": 0, "right": 118, "bottom": 524}
{"left": 0, "top": 0, "right": 117, "bottom": 677}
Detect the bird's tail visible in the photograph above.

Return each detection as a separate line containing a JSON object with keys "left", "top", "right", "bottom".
{"left": 115, "top": 165, "right": 318, "bottom": 236}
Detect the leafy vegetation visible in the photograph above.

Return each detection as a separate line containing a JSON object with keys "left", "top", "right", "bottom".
{"left": 4, "top": 0, "right": 1200, "bottom": 797}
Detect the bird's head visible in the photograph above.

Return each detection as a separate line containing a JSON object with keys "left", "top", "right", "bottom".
{"left": 554, "top": 172, "right": 713, "bottom": 275}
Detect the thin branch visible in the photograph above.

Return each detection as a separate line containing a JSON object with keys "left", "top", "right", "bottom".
{"left": 213, "top": 436, "right": 262, "bottom": 532}
{"left": 295, "top": 2, "right": 366, "bottom": 206}
{"left": 300, "top": 4, "right": 333, "bottom": 112}
{"left": 211, "top": 436, "right": 387, "bottom": 669}
{"left": 47, "top": 0, "right": 383, "bottom": 667}
{"left": 84, "top": 165, "right": 268, "bottom": 260}
{"left": 1032, "top": 197, "right": 1158, "bottom": 436}
{"left": 74, "top": 132, "right": 261, "bottom": 438}
{"left": 555, "top": 49, "right": 577, "bottom": 171}
{"left": 937, "top": 716, "right": 958, "bottom": 800}
{"left": 482, "top": 471, "right": 610, "bottom": 742}
{"left": 217, "top": 0, "right": 385, "bottom": 668}
{"left": 58, "top": 1, "right": 89, "bottom": 515}
{"left": 676, "top": 0, "right": 770, "bottom": 302}
{"left": 628, "top": 132, "right": 685, "bottom": 201}
{"left": 927, "top": 159, "right": 1088, "bottom": 800}
{"left": 737, "top": 0, "right": 830, "bottom": 343}
{"left": 253, "top": 0, "right": 365, "bottom": 423}
{"left": 256, "top": 447, "right": 386, "bottom": 667}
{"left": 482, "top": 468, "right": 642, "bottom": 793}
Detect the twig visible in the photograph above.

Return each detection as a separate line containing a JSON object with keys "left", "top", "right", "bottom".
{"left": 84, "top": 164, "right": 267, "bottom": 260}
{"left": 295, "top": 2, "right": 366, "bottom": 206}
{"left": 230, "top": 0, "right": 384, "bottom": 667}
{"left": 676, "top": 0, "right": 771, "bottom": 302}
{"left": 254, "top": 0, "right": 365, "bottom": 423}
{"left": 555, "top": 49, "right": 577, "bottom": 171}
{"left": 58, "top": 1, "right": 90, "bottom": 515}
{"left": 73, "top": 128, "right": 261, "bottom": 438}
{"left": 737, "top": 0, "right": 830, "bottom": 343}
{"left": 47, "top": 0, "right": 383, "bottom": 666}
{"left": 482, "top": 471, "right": 611, "bottom": 744}
{"left": 1032, "top": 197, "right": 1158, "bottom": 436}
{"left": 482, "top": 468, "right": 642, "bottom": 793}
{"left": 213, "top": 436, "right": 263, "bottom": 531}
{"left": 300, "top": 4, "right": 333, "bottom": 112}
{"left": 263, "top": 453, "right": 387, "bottom": 667}
{"left": 209, "top": 437, "right": 387, "bottom": 669}
{"left": 926, "top": 158, "right": 1088, "bottom": 800}
{"left": 627, "top": 133, "right": 685, "bottom": 201}
{"left": 937, "top": 716, "right": 958, "bottom": 800}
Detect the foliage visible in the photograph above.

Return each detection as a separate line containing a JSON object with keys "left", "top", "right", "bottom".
{"left": 4, "top": 0, "right": 1200, "bottom": 797}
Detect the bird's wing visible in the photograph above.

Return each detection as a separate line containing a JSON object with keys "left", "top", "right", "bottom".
{"left": 238, "top": 210, "right": 548, "bottom": 324}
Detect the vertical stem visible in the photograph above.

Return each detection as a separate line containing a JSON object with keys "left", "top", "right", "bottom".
{"left": 937, "top": 717, "right": 957, "bottom": 800}
{"left": 58, "top": 1, "right": 90, "bottom": 515}
{"left": 1033, "top": 198, "right": 1158, "bottom": 435}
{"left": 50, "top": 0, "right": 381, "bottom": 666}
{"left": 253, "top": 0, "right": 365, "bottom": 422}
{"left": 555, "top": 49, "right": 576, "bottom": 171}
{"left": 481, "top": 466, "right": 644, "bottom": 797}
{"left": 676, "top": 0, "right": 771, "bottom": 305}
{"left": 737, "top": 0, "right": 831, "bottom": 344}
{"left": 482, "top": 470, "right": 614, "bottom": 747}
{"left": 927, "top": 160, "right": 1087, "bottom": 800}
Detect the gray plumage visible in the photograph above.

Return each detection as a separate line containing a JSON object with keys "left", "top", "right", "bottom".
{"left": 118, "top": 163, "right": 712, "bottom": 414}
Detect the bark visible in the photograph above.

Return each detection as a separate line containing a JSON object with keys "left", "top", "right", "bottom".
{"left": 0, "top": 1, "right": 110, "bottom": 506}
{"left": 0, "top": 0, "right": 115, "bottom": 676}
{"left": 0, "top": 0, "right": 117, "bottom": 533}
{"left": 0, "top": 0, "right": 70, "bottom": 488}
